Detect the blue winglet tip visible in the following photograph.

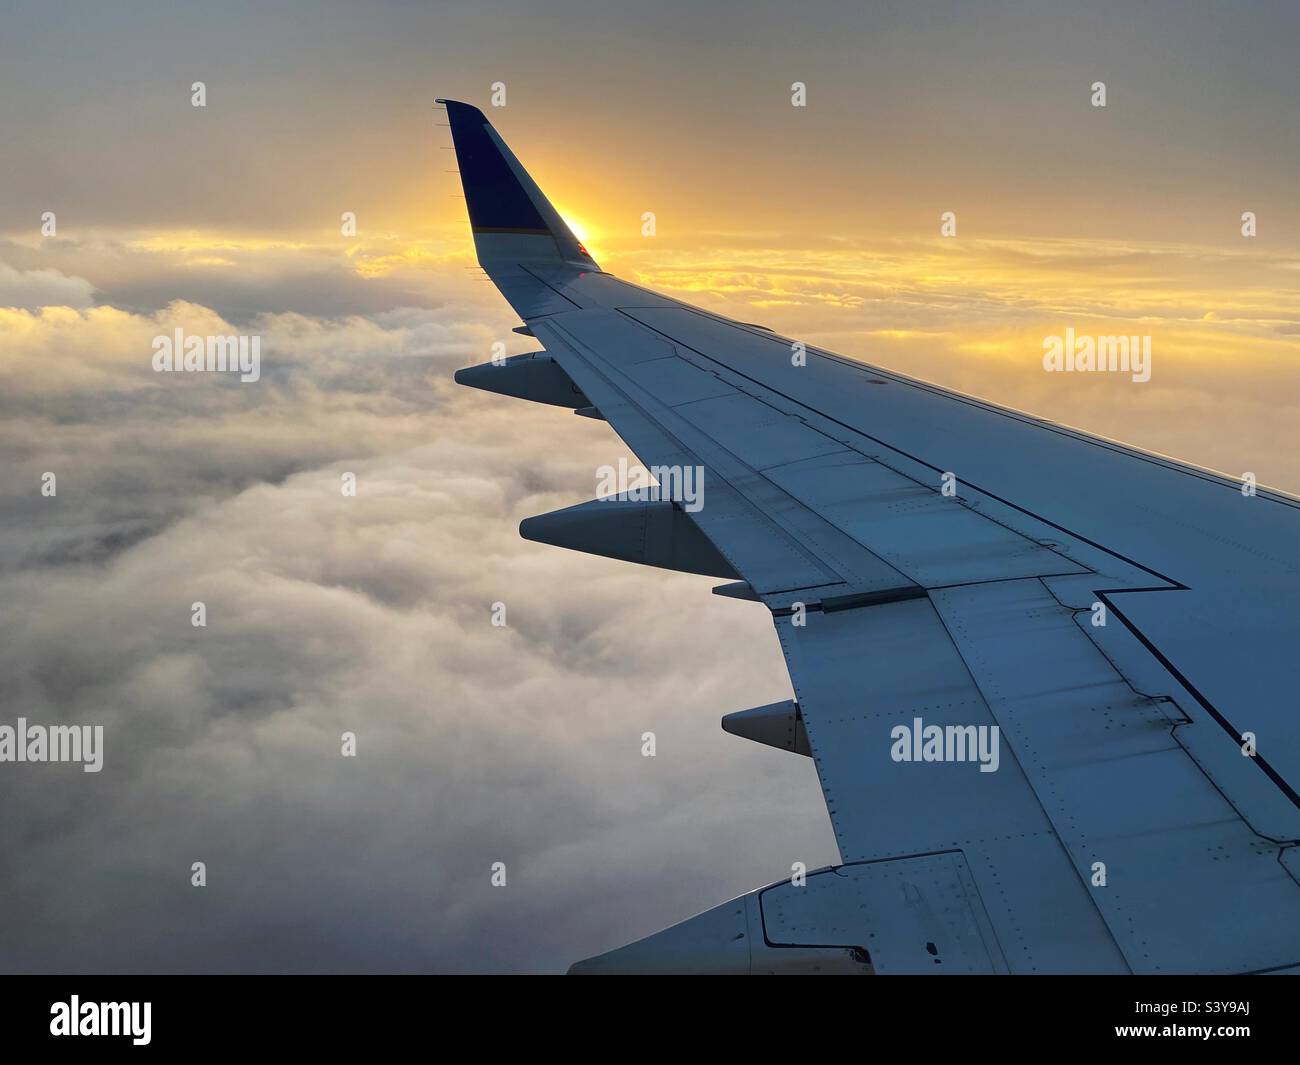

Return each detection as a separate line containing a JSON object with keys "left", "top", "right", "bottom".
{"left": 438, "top": 98, "right": 549, "bottom": 234}
{"left": 437, "top": 99, "right": 487, "bottom": 122}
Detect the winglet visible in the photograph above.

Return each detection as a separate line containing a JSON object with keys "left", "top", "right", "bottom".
{"left": 437, "top": 99, "right": 597, "bottom": 270}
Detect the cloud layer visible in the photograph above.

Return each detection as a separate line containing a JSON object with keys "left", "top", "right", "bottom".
{"left": 1, "top": 217, "right": 1295, "bottom": 972}
{"left": 0, "top": 257, "right": 832, "bottom": 973}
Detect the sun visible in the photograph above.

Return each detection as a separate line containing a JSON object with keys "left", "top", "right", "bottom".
{"left": 560, "top": 213, "right": 596, "bottom": 248}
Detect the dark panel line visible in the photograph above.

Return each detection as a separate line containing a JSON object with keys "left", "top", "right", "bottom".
{"left": 1098, "top": 589, "right": 1300, "bottom": 810}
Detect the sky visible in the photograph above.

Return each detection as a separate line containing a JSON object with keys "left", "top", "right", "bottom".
{"left": 1, "top": 0, "right": 1298, "bottom": 972}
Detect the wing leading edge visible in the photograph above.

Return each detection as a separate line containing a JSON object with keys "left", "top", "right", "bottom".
{"left": 443, "top": 100, "right": 1300, "bottom": 974}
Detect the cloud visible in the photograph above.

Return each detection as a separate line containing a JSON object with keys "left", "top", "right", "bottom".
{"left": 0, "top": 262, "right": 96, "bottom": 310}
{"left": 0, "top": 232, "right": 470, "bottom": 323}
{"left": 0, "top": 256, "right": 832, "bottom": 973}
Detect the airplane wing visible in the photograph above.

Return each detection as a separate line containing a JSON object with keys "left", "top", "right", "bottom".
{"left": 440, "top": 100, "right": 1300, "bottom": 975}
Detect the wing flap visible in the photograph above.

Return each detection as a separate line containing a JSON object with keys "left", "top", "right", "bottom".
{"left": 760, "top": 852, "right": 1009, "bottom": 974}
{"left": 929, "top": 578, "right": 1300, "bottom": 973}
{"left": 775, "top": 595, "right": 1130, "bottom": 972}
{"left": 773, "top": 577, "right": 1300, "bottom": 973}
